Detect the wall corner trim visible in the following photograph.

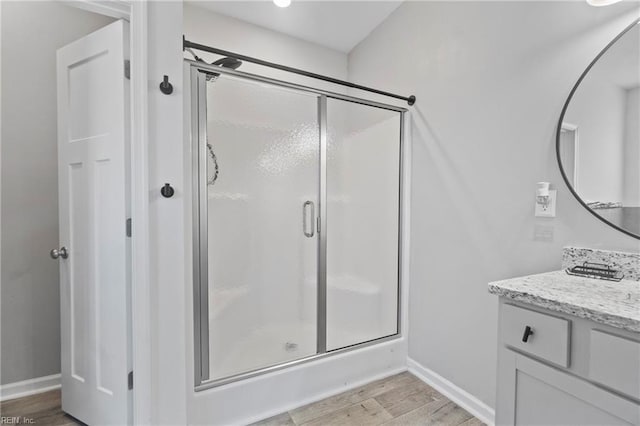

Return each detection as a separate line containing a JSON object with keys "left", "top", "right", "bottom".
{"left": 0, "top": 374, "right": 61, "bottom": 402}
{"left": 407, "top": 358, "right": 495, "bottom": 426}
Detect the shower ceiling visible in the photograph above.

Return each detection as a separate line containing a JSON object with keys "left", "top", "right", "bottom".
{"left": 186, "top": 1, "right": 403, "bottom": 52}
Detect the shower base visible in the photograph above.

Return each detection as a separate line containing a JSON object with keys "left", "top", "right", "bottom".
{"left": 209, "top": 321, "right": 376, "bottom": 380}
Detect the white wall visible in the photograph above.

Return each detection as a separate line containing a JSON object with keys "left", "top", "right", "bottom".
{"left": 183, "top": 3, "right": 347, "bottom": 89}
{"left": 348, "top": 0, "right": 640, "bottom": 411}
{"left": 0, "top": 1, "right": 114, "bottom": 385}
{"left": 623, "top": 86, "right": 640, "bottom": 207}
{"left": 147, "top": 1, "right": 188, "bottom": 424}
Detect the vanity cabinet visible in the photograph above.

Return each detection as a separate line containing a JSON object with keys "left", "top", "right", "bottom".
{"left": 495, "top": 300, "right": 640, "bottom": 426}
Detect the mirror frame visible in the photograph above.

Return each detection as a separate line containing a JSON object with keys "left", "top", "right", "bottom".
{"left": 556, "top": 18, "right": 640, "bottom": 240}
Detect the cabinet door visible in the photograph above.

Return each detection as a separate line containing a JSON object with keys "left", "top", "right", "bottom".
{"left": 505, "top": 353, "right": 639, "bottom": 426}
{"left": 515, "top": 371, "right": 632, "bottom": 425}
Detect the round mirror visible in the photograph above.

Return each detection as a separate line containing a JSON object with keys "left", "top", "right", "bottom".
{"left": 557, "top": 19, "right": 640, "bottom": 240}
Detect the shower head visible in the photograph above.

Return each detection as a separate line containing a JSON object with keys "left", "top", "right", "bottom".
{"left": 212, "top": 57, "right": 243, "bottom": 70}
{"left": 206, "top": 56, "right": 243, "bottom": 82}
{"left": 185, "top": 48, "right": 243, "bottom": 81}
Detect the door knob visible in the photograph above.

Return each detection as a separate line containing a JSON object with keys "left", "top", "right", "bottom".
{"left": 50, "top": 247, "right": 68, "bottom": 259}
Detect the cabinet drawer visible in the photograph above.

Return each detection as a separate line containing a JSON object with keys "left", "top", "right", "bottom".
{"left": 590, "top": 329, "right": 640, "bottom": 400}
{"left": 501, "top": 303, "right": 571, "bottom": 367}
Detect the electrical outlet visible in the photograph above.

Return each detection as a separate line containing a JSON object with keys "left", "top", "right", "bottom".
{"left": 535, "top": 189, "right": 556, "bottom": 217}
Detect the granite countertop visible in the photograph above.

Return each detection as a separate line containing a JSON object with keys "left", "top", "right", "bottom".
{"left": 489, "top": 270, "right": 640, "bottom": 333}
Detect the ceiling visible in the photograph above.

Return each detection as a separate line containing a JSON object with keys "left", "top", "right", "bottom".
{"left": 187, "top": 1, "right": 403, "bottom": 53}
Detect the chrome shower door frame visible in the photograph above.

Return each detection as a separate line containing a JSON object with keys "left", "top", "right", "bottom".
{"left": 190, "top": 60, "right": 407, "bottom": 390}
{"left": 191, "top": 65, "right": 210, "bottom": 384}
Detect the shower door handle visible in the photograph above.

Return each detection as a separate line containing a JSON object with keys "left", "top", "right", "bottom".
{"left": 303, "top": 201, "right": 315, "bottom": 238}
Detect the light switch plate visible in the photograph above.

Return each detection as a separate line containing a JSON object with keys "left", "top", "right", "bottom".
{"left": 535, "top": 189, "right": 557, "bottom": 217}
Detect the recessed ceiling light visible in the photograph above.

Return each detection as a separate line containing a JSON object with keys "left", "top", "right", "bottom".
{"left": 273, "top": 0, "right": 291, "bottom": 7}
{"left": 586, "top": 0, "right": 622, "bottom": 6}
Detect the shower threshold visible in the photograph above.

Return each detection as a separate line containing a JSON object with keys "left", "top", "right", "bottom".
{"left": 197, "top": 333, "right": 401, "bottom": 391}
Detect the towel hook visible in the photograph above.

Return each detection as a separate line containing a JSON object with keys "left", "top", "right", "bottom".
{"left": 159, "top": 75, "right": 173, "bottom": 95}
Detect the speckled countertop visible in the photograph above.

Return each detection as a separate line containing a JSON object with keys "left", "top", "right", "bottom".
{"left": 489, "top": 271, "right": 640, "bottom": 333}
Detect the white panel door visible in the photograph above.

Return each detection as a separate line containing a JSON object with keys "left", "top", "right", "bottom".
{"left": 56, "top": 20, "right": 130, "bottom": 425}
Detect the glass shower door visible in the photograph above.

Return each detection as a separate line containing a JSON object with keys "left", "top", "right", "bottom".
{"left": 192, "top": 64, "right": 406, "bottom": 387}
{"left": 198, "top": 73, "right": 320, "bottom": 381}
{"left": 325, "top": 98, "right": 402, "bottom": 351}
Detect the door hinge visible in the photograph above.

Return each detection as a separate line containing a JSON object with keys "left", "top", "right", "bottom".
{"left": 124, "top": 60, "right": 131, "bottom": 80}
{"left": 126, "top": 218, "right": 132, "bottom": 237}
{"left": 128, "top": 371, "right": 133, "bottom": 390}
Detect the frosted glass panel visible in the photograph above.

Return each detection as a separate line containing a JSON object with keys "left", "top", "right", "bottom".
{"left": 326, "top": 99, "right": 401, "bottom": 351}
{"left": 206, "top": 75, "right": 319, "bottom": 379}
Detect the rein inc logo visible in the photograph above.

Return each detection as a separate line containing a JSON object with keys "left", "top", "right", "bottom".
{"left": 1, "top": 417, "right": 35, "bottom": 424}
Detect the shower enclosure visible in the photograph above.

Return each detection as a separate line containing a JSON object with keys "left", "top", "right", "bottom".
{"left": 190, "top": 61, "right": 406, "bottom": 389}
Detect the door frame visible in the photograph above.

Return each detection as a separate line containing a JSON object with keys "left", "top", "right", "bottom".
{"left": 189, "top": 61, "right": 408, "bottom": 390}
{"left": 560, "top": 122, "right": 579, "bottom": 192}
{"left": 63, "top": 2, "right": 150, "bottom": 424}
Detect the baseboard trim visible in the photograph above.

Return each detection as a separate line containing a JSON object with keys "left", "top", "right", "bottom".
{"left": 0, "top": 374, "right": 61, "bottom": 402}
{"left": 408, "top": 358, "right": 495, "bottom": 426}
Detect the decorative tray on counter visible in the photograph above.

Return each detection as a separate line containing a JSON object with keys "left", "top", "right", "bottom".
{"left": 566, "top": 262, "right": 624, "bottom": 282}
